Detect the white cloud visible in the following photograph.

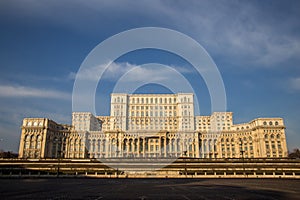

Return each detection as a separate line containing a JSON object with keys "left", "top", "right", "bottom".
{"left": 4, "top": 1, "right": 300, "bottom": 68}
{"left": 0, "top": 101, "right": 71, "bottom": 151}
{"left": 69, "top": 62, "right": 193, "bottom": 82}
{"left": 169, "top": 2, "right": 300, "bottom": 67}
{"left": 69, "top": 62, "right": 135, "bottom": 81}
{"left": 0, "top": 85, "right": 71, "bottom": 100}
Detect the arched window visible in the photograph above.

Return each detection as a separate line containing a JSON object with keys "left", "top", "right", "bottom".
{"left": 73, "top": 139, "right": 77, "bottom": 151}
{"left": 264, "top": 134, "right": 268, "bottom": 139}
{"left": 276, "top": 134, "right": 281, "bottom": 139}
{"left": 275, "top": 121, "right": 279, "bottom": 126}
{"left": 30, "top": 135, "right": 35, "bottom": 149}
{"left": 36, "top": 135, "right": 41, "bottom": 149}
{"left": 25, "top": 135, "right": 30, "bottom": 149}
{"left": 69, "top": 138, "right": 74, "bottom": 151}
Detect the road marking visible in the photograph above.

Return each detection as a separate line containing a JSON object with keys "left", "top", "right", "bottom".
{"left": 170, "top": 186, "right": 175, "bottom": 191}
{"left": 139, "top": 195, "right": 147, "bottom": 200}
{"left": 182, "top": 195, "right": 191, "bottom": 200}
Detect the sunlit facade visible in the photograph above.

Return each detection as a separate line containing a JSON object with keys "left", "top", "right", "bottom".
{"left": 19, "top": 93, "right": 288, "bottom": 159}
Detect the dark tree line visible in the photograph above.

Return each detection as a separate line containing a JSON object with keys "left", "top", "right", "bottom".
{"left": 0, "top": 150, "right": 18, "bottom": 158}
{"left": 288, "top": 148, "right": 300, "bottom": 159}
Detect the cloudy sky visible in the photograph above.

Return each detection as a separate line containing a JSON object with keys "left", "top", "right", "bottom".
{"left": 0, "top": 0, "right": 300, "bottom": 152}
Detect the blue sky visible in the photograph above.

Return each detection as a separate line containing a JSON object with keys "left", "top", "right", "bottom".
{"left": 0, "top": 0, "right": 300, "bottom": 152}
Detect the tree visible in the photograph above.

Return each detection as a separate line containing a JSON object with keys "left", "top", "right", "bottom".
{"left": 288, "top": 148, "right": 300, "bottom": 159}
{"left": 0, "top": 150, "right": 18, "bottom": 158}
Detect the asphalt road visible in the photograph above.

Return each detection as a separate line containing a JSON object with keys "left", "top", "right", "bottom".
{"left": 1, "top": 178, "right": 300, "bottom": 200}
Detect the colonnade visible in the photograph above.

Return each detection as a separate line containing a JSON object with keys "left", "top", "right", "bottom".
{"left": 87, "top": 133, "right": 199, "bottom": 158}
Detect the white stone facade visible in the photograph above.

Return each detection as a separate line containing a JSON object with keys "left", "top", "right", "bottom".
{"left": 18, "top": 93, "right": 288, "bottom": 159}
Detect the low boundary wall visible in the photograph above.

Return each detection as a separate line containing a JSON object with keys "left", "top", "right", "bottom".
{"left": 1, "top": 158, "right": 299, "bottom": 179}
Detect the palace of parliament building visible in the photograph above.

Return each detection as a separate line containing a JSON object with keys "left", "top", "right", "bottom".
{"left": 18, "top": 93, "right": 288, "bottom": 159}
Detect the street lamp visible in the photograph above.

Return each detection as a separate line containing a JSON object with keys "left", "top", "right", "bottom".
{"left": 183, "top": 150, "right": 187, "bottom": 177}
{"left": 240, "top": 150, "right": 246, "bottom": 176}
{"left": 55, "top": 138, "right": 61, "bottom": 178}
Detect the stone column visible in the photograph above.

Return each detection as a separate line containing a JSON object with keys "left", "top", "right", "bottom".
{"left": 275, "top": 139, "right": 279, "bottom": 157}
{"left": 175, "top": 138, "right": 178, "bottom": 154}
{"left": 247, "top": 142, "right": 251, "bottom": 157}
{"left": 159, "top": 136, "right": 162, "bottom": 156}
{"left": 107, "top": 139, "right": 111, "bottom": 157}
{"left": 106, "top": 139, "right": 109, "bottom": 158}
{"left": 192, "top": 142, "right": 195, "bottom": 157}
{"left": 18, "top": 131, "right": 25, "bottom": 158}
{"left": 282, "top": 130, "right": 288, "bottom": 157}
{"left": 164, "top": 136, "right": 167, "bottom": 156}
{"left": 143, "top": 138, "right": 146, "bottom": 157}
{"left": 201, "top": 140, "right": 204, "bottom": 158}
{"left": 195, "top": 135, "right": 200, "bottom": 158}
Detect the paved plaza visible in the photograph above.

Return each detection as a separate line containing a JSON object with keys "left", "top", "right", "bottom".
{"left": 1, "top": 178, "right": 300, "bottom": 199}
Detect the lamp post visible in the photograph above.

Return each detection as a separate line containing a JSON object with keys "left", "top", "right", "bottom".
{"left": 55, "top": 138, "right": 61, "bottom": 178}
{"left": 183, "top": 150, "right": 187, "bottom": 177}
{"left": 57, "top": 149, "right": 61, "bottom": 178}
{"left": 240, "top": 150, "right": 245, "bottom": 176}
